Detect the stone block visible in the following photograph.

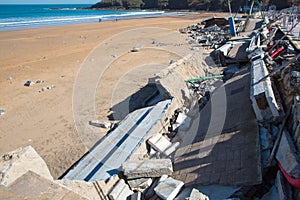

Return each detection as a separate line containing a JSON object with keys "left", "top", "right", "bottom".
{"left": 154, "top": 177, "right": 184, "bottom": 200}
{"left": 122, "top": 159, "right": 173, "bottom": 179}
{"left": 109, "top": 179, "right": 133, "bottom": 200}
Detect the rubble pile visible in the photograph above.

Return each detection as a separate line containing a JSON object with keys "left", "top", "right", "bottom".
{"left": 225, "top": 9, "right": 300, "bottom": 200}
{"left": 181, "top": 23, "right": 230, "bottom": 49}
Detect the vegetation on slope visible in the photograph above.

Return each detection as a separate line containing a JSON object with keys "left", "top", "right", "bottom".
{"left": 91, "top": 0, "right": 298, "bottom": 11}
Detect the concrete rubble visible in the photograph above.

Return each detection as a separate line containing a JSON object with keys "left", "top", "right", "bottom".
{"left": 88, "top": 120, "right": 111, "bottom": 128}
{"left": 188, "top": 188, "right": 209, "bottom": 200}
{"left": 147, "top": 134, "right": 180, "bottom": 157}
{"left": 108, "top": 179, "right": 134, "bottom": 200}
{"left": 127, "top": 177, "right": 153, "bottom": 192}
{"left": 0, "top": 146, "right": 53, "bottom": 187}
{"left": 122, "top": 159, "right": 173, "bottom": 179}
{"left": 154, "top": 177, "right": 184, "bottom": 200}
{"left": 4, "top": 6, "right": 300, "bottom": 200}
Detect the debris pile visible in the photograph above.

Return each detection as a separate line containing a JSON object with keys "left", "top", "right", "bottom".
{"left": 227, "top": 8, "right": 300, "bottom": 200}
{"left": 179, "top": 17, "right": 244, "bottom": 49}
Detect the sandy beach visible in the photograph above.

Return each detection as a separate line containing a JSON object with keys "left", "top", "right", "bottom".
{"left": 0, "top": 12, "right": 225, "bottom": 179}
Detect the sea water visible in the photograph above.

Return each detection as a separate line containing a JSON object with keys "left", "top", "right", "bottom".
{"left": 0, "top": 4, "right": 179, "bottom": 31}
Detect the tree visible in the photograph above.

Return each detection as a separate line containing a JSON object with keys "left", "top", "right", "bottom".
{"left": 168, "top": 0, "right": 189, "bottom": 9}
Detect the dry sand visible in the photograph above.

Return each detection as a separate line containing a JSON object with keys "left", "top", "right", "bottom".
{"left": 0, "top": 12, "right": 226, "bottom": 178}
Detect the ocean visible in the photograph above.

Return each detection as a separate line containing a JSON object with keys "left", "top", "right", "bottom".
{"left": 0, "top": 4, "right": 180, "bottom": 31}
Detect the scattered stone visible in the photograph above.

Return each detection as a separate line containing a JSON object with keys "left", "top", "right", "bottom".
{"left": 89, "top": 120, "right": 111, "bottom": 128}
{"left": 2, "top": 154, "right": 12, "bottom": 161}
{"left": 169, "top": 60, "right": 176, "bottom": 65}
{"left": 39, "top": 85, "right": 55, "bottom": 93}
{"left": 122, "top": 159, "right": 173, "bottom": 179}
{"left": 0, "top": 109, "right": 5, "bottom": 115}
{"left": 131, "top": 47, "right": 140, "bottom": 52}
{"left": 35, "top": 79, "right": 44, "bottom": 83}
{"left": 109, "top": 179, "right": 133, "bottom": 200}
{"left": 154, "top": 177, "right": 184, "bottom": 200}
{"left": 24, "top": 81, "right": 35, "bottom": 87}
{"left": 6, "top": 77, "right": 12, "bottom": 81}
{"left": 127, "top": 177, "right": 153, "bottom": 192}
{"left": 189, "top": 188, "right": 209, "bottom": 200}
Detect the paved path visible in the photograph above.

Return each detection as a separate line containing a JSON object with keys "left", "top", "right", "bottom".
{"left": 173, "top": 68, "right": 262, "bottom": 186}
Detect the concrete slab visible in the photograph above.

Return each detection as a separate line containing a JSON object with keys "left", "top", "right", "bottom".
{"left": 2, "top": 171, "right": 86, "bottom": 200}
{"left": 175, "top": 185, "right": 239, "bottom": 200}
{"left": 276, "top": 130, "right": 300, "bottom": 179}
{"left": 275, "top": 171, "right": 292, "bottom": 200}
{"left": 0, "top": 146, "right": 53, "bottom": 187}
{"left": 123, "top": 159, "right": 173, "bottom": 179}
{"left": 173, "top": 69, "right": 261, "bottom": 186}
{"left": 109, "top": 179, "right": 133, "bottom": 200}
{"left": 250, "top": 58, "right": 280, "bottom": 121}
{"left": 154, "top": 177, "right": 184, "bottom": 200}
{"left": 63, "top": 100, "right": 171, "bottom": 181}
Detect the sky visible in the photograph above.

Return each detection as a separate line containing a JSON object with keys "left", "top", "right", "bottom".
{"left": 0, "top": 0, "right": 99, "bottom": 4}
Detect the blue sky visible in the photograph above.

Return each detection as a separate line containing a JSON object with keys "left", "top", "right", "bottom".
{"left": 0, "top": 0, "right": 99, "bottom": 4}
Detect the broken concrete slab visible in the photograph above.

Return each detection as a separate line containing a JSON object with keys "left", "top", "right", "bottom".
{"left": 250, "top": 58, "right": 280, "bottom": 121}
{"left": 148, "top": 134, "right": 180, "bottom": 157}
{"left": 56, "top": 179, "right": 107, "bottom": 200}
{"left": 2, "top": 171, "right": 86, "bottom": 200}
{"left": 127, "top": 177, "right": 153, "bottom": 191}
{"left": 0, "top": 146, "right": 53, "bottom": 186}
{"left": 189, "top": 188, "right": 209, "bottom": 200}
{"left": 63, "top": 100, "right": 171, "bottom": 181}
{"left": 276, "top": 130, "right": 300, "bottom": 179}
{"left": 109, "top": 179, "right": 133, "bottom": 200}
{"left": 122, "top": 159, "right": 173, "bottom": 179}
{"left": 275, "top": 171, "right": 293, "bottom": 200}
{"left": 154, "top": 177, "right": 184, "bottom": 200}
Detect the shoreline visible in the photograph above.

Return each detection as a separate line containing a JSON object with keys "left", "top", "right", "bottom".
{"left": 0, "top": 7, "right": 196, "bottom": 32}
